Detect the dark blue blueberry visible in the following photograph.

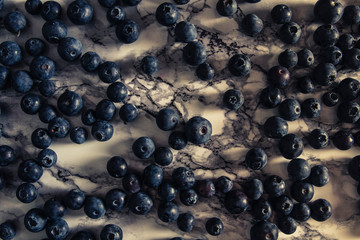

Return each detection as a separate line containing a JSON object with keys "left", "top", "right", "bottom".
{"left": 20, "top": 93, "right": 41, "bottom": 114}
{"left": 44, "top": 197, "right": 66, "bottom": 219}
{"left": 122, "top": 172, "right": 141, "bottom": 193}
{"left": 241, "top": 14, "right": 263, "bottom": 36}
{"left": 195, "top": 179, "right": 215, "bottom": 198}
{"left": 185, "top": 116, "right": 212, "bottom": 145}
{"left": 278, "top": 49, "right": 297, "bottom": 68}
{"left": 272, "top": 195, "right": 293, "bottom": 216}
{"left": 174, "top": 0, "right": 189, "bottom": 4}
{"left": 183, "top": 41, "right": 207, "bottom": 66}
{"left": 81, "top": 51, "right": 101, "bottom": 72}
{"left": 48, "top": 117, "right": 71, "bottom": 138}
{"left": 215, "top": 176, "right": 233, "bottom": 194}
{"left": 38, "top": 80, "right": 56, "bottom": 97}
{"left": 95, "top": 99, "right": 116, "bottom": 121}
{"left": 67, "top": 0, "right": 94, "bottom": 25}
{"left": 0, "top": 145, "right": 15, "bottom": 166}
{"left": 0, "top": 221, "right": 16, "bottom": 240}
{"left": 309, "top": 165, "right": 330, "bottom": 186}
{"left": 177, "top": 212, "right": 195, "bottom": 232}
{"left": 291, "top": 181, "right": 314, "bottom": 203}
{"left": 91, "top": 120, "right": 114, "bottom": 141}
{"left": 31, "top": 55, "right": 55, "bottom": 81}
{"left": 243, "top": 178, "right": 263, "bottom": 200}
{"left": 158, "top": 181, "right": 177, "bottom": 201}
{"left": 343, "top": 48, "right": 360, "bottom": 70}
{"left": 31, "top": 128, "right": 52, "bottom": 149}
{"left": 71, "top": 231, "right": 95, "bottom": 240}
{"left": 297, "top": 48, "right": 314, "bottom": 67}
{"left": 205, "top": 217, "right": 223, "bottom": 236}
{"left": 250, "top": 221, "right": 278, "bottom": 240}
{"left": 313, "top": 24, "right": 339, "bottom": 47}
{"left": 132, "top": 137, "right": 155, "bottom": 159}
{"left": 158, "top": 201, "right": 179, "bottom": 222}
{"left": 141, "top": 55, "right": 158, "bottom": 75}
{"left": 259, "top": 86, "right": 282, "bottom": 108}
{"left": 154, "top": 147, "right": 173, "bottom": 166}
{"left": 4, "top": 11, "right": 27, "bottom": 34}
{"left": 57, "top": 37, "right": 82, "bottom": 62}
{"left": 223, "top": 89, "right": 244, "bottom": 110}
{"left": 172, "top": 167, "right": 195, "bottom": 190}
{"left": 278, "top": 99, "right": 301, "bottom": 121}
{"left": 343, "top": 5, "right": 360, "bottom": 25}
{"left": 100, "top": 224, "right": 123, "bottom": 240}
{"left": 287, "top": 158, "right": 311, "bottom": 181}
{"left": 320, "top": 46, "right": 343, "bottom": 65}
{"left": 0, "top": 41, "right": 22, "bottom": 66}
{"left": 70, "top": 127, "right": 88, "bottom": 144}
{"left": 64, "top": 189, "right": 85, "bottom": 210}
{"left": 128, "top": 192, "right": 153, "bottom": 215}
{"left": 245, "top": 148, "right": 267, "bottom": 170}
{"left": 337, "top": 34, "right": 356, "bottom": 52}
{"left": 81, "top": 109, "right": 96, "bottom": 126}
{"left": 41, "top": 1, "right": 62, "bottom": 21}
{"left": 271, "top": 4, "right": 292, "bottom": 24}
{"left": 297, "top": 76, "right": 314, "bottom": 94}
{"left": 156, "top": 108, "right": 178, "bottom": 131}
{"left": 180, "top": 189, "right": 198, "bottom": 206}
{"left": 224, "top": 190, "right": 248, "bottom": 214}
{"left": 337, "top": 101, "right": 360, "bottom": 123}
{"left": 107, "top": 82, "right": 127, "bottom": 102}
{"left": 142, "top": 164, "right": 163, "bottom": 188}
{"left": 267, "top": 66, "right": 290, "bottom": 88}
{"left": 116, "top": 19, "right": 140, "bottom": 44}
{"left": 252, "top": 198, "right": 272, "bottom": 221}
{"left": 310, "top": 199, "right": 332, "bottom": 221}
{"left": 338, "top": 78, "right": 360, "bottom": 101}
{"left": 278, "top": 22, "right": 301, "bottom": 44}
{"left": 16, "top": 183, "right": 37, "bottom": 203}
{"left": 277, "top": 216, "right": 297, "bottom": 234}
{"left": 98, "top": 0, "right": 117, "bottom": 8}
{"left": 119, "top": 103, "right": 138, "bottom": 123}
{"left": 12, "top": 70, "right": 33, "bottom": 93}
{"left": 18, "top": 159, "right": 43, "bottom": 183}
{"left": 106, "top": 5, "right": 126, "bottom": 24}
{"left": 264, "top": 175, "right": 285, "bottom": 198}
{"left": 42, "top": 20, "right": 68, "bottom": 43}
{"left": 38, "top": 104, "right": 57, "bottom": 124}
{"left": 25, "top": 38, "right": 45, "bottom": 56}
{"left": 98, "top": 61, "right": 121, "bottom": 83}
{"left": 105, "top": 188, "right": 127, "bottom": 211}
{"left": 228, "top": 54, "right": 251, "bottom": 76}
{"left": 84, "top": 196, "right": 106, "bottom": 219}
{"left": 0, "top": 66, "right": 10, "bottom": 89}
{"left": 156, "top": 2, "right": 178, "bottom": 26}
{"left": 57, "top": 90, "right": 83, "bottom": 116}
{"left": 37, "top": 148, "right": 57, "bottom": 168}
{"left": 168, "top": 131, "right": 187, "bottom": 150}
{"left": 291, "top": 203, "right": 311, "bottom": 221}
{"left": 107, "top": 156, "right": 127, "bottom": 178}
{"left": 278, "top": 134, "right": 303, "bottom": 159}
{"left": 24, "top": 208, "right": 47, "bottom": 232}
{"left": 45, "top": 219, "right": 69, "bottom": 240}
{"left": 216, "top": 0, "right": 237, "bottom": 17}
{"left": 196, "top": 62, "right": 214, "bottom": 81}
{"left": 175, "top": 21, "right": 197, "bottom": 43}
{"left": 301, "top": 98, "right": 321, "bottom": 118}
{"left": 322, "top": 91, "right": 338, "bottom": 107}
{"left": 349, "top": 156, "right": 360, "bottom": 181}
{"left": 332, "top": 130, "right": 354, "bottom": 150}
{"left": 314, "top": 0, "right": 344, "bottom": 24}
{"left": 25, "top": 0, "right": 43, "bottom": 15}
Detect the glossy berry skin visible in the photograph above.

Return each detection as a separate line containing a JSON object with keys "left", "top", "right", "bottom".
{"left": 291, "top": 203, "right": 311, "bottom": 221}
{"left": 271, "top": 4, "right": 292, "bottom": 24}
{"left": 263, "top": 116, "right": 288, "bottom": 139}
{"left": 278, "top": 49, "right": 297, "bottom": 68}
{"left": 37, "top": 148, "right": 57, "bottom": 168}
{"left": 216, "top": 0, "right": 237, "bottom": 17}
{"left": 215, "top": 176, "right": 233, "bottom": 194}
{"left": 278, "top": 22, "right": 302, "bottom": 44}
{"left": 245, "top": 148, "right": 267, "bottom": 170}
{"left": 57, "top": 90, "right": 83, "bottom": 116}
{"left": 31, "top": 56, "right": 55, "bottom": 82}
{"left": 81, "top": 109, "right": 96, "bottom": 126}
{"left": 122, "top": 173, "right": 141, "bottom": 194}
{"left": 81, "top": 51, "right": 101, "bottom": 72}
{"left": 223, "top": 89, "right": 244, "bottom": 110}
{"left": 18, "top": 159, "right": 43, "bottom": 183}
{"left": 343, "top": 48, "right": 360, "bottom": 70}
{"left": 0, "top": 145, "right": 15, "bottom": 167}
{"left": 91, "top": 120, "right": 114, "bottom": 141}
{"left": 267, "top": 66, "right": 290, "bottom": 88}
{"left": 24, "top": 208, "right": 47, "bottom": 232}
{"left": 185, "top": 116, "right": 212, "bottom": 145}
{"left": 25, "top": 38, "right": 45, "bottom": 56}
{"left": 314, "top": 0, "right": 344, "bottom": 24}
{"left": 57, "top": 37, "right": 82, "bottom": 62}
{"left": 132, "top": 137, "right": 155, "bottom": 159}
{"left": 98, "top": 61, "right": 121, "bottom": 83}
{"left": 259, "top": 86, "right": 282, "bottom": 108}
{"left": 156, "top": 2, "right": 178, "bottom": 26}
{"left": 263, "top": 175, "right": 285, "bottom": 198}
{"left": 278, "top": 99, "right": 301, "bottom": 121}
{"left": 297, "top": 49, "right": 314, "bottom": 67}
{"left": 100, "top": 224, "right": 122, "bottom": 240}
{"left": 12, "top": 70, "right": 33, "bottom": 93}
{"left": 337, "top": 34, "right": 356, "bottom": 52}
{"left": 141, "top": 55, "right": 158, "bottom": 75}
{"left": 41, "top": 1, "right": 61, "bottom": 21}
{"left": 95, "top": 99, "right": 116, "bottom": 121}
{"left": 37, "top": 104, "right": 56, "bottom": 123}
{"left": 107, "top": 156, "right": 128, "bottom": 178}
{"left": 297, "top": 76, "right": 314, "bottom": 94}
{"left": 332, "top": 130, "right": 354, "bottom": 150}
{"left": 0, "top": 66, "right": 10, "bottom": 89}
{"left": 183, "top": 41, "right": 207, "bottom": 66}
{"left": 343, "top": 5, "right": 360, "bottom": 25}
{"left": 310, "top": 199, "right": 332, "bottom": 221}
{"left": 31, "top": 128, "right": 52, "bottom": 149}
{"left": 279, "top": 134, "right": 303, "bottom": 159}
{"left": 64, "top": 189, "right": 85, "bottom": 210}
{"left": 45, "top": 219, "right": 69, "bottom": 240}
{"left": 195, "top": 179, "right": 216, "bottom": 198}
{"left": 301, "top": 98, "right": 321, "bottom": 118}
{"left": 243, "top": 178, "right": 263, "bottom": 200}
{"left": 70, "top": 127, "right": 88, "bottom": 144}
{"left": 16, "top": 183, "right": 37, "bottom": 203}
{"left": 224, "top": 190, "right": 248, "bottom": 214}
{"left": 158, "top": 181, "right": 177, "bottom": 201}
{"left": 308, "top": 129, "right": 329, "bottom": 149}
{"left": 177, "top": 212, "right": 195, "bottom": 232}
{"left": 291, "top": 181, "right": 314, "bottom": 203}
{"left": 168, "top": 131, "right": 187, "bottom": 150}
{"left": 320, "top": 46, "right": 342, "bottom": 65}
{"left": 154, "top": 147, "right": 173, "bottom": 166}
{"left": 44, "top": 198, "right": 66, "bottom": 219}
{"left": 338, "top": 78, "right": 360, "bottom": 101}
{"left": 0, "top": 41, "right": 22, "bottom": 66}
{"left": 313, "top": 24, "right": 339, "bottom": 47}
{"left": 228, "top": 54, "right": 251, "bottom": 77}
{"left": 4, "top": 11, "right": 27, "bottom": 34}
{"left": 175, "top": 21, "right": 197, "bottom": 43}
{"left": 309, "top": 165, "right": 330, "bottom": 186}
{"left": 107, "top": 82, "right": 128, "bottom": 102}
{"left": 277, "top": 216, "right": 297, "bottom": 235}
{"left": 172, "top": 167, "right": 195, "bottom": 190}
{"left": 158, "top": 201, "right": 179, "bottom": 222}
{"left": 250, "top": 221, "right": 278, "bottom": 240}
{"left": 206, "top": 217, "right": 223, "bottom": 236}
{"left": 322, "top": 91, "right": 338, "bottom": 106}
{"left": 142, "top": 164, "right": 163, "bottom": 188}
{"left": 48, "top": 117, "right": 70, "bottom": 138}
{"left": 119, "top": 103, "right": 138, "bottom": 123}
{"left": 156, "top": 108, "right": 178, "bottom": 131}
{"left": 252, "top": 198, "right": 272, "bottom": 221}
{"left": 25, "top": 0, "right": 43, "bottom": 15}
{"left": 21, "top": 93, "right": 42, "bottom": 114}
{"left": 287, "top": 158, "right": 311, "bottom": 181}
{"left": 129, "top": 192, "right": 153, "bottom": 215}
{"left": 42, "top": 20, "right": 67, "bottom": 43}
{"left": 105, "top": 189, "right": 127, "bottom": 211}
{"left": 116, "top": 19, "right": 140, "bottom": 44}
{"left": 0, "top": 222, "right": 16, "bottom": 240}
{"left": 67, "top": 0, "right": 94, "bottom": 25}
{"left": 272, "top": 195, "right": 293, "bottom": 216}
{"left": 241, "top": 14, "right": 263, "bottom": 36}
{"left": 71, "top": 231, "right": 96, "bottom": 240}
{"left": 180, "top": 189, "right": 198, "bottom": 206}
{"left": 84, "top": 196, "right": 106, "bottom": 219}
{"left": 196, "top": 62, "right": 215, "bottom": 81}
{"left": 337, "top": 101, "right": 360, "bottom": 123}
{"left": 107, "top": 6, "right": 126, "bottom": 24}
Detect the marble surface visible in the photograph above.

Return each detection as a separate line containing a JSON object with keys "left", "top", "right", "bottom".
{"left": 1, "top": 0, "right": 360, "bottom": 239}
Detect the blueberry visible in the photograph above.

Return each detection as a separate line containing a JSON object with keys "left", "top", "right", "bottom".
{"left": 175, "top": 21, "right": 197, "bottom": 43}
{"left": 98, "top": 61, "right": 121, "bottom": 83}
{"left": 205, "top": 217, "right": 223, "bottom": 236}
{"left": 228, "top": 54, "right": 251, "bottom": 77}
{"left": 158, "top": 201, "right": 179, "bottom": 222}
{"left": 272, "top": 195, "right": 293, "bottom": 216}
{"left": 84, "top": 196, "right": 106, "bottom": 219}
{"left": 24, "top": 208, "right": 47, "bottom": 232}
{"left": 337, "top": 101, "right": 360, "bottom": 123}
{"left": 4, "top": 11, "right": 27, "bottom": 34}
{"left": 25, "top": 38, "right": 45, "bottom": 56}
{"left": 343, "top": 5, "right": 360, "bottom": 25}
{"left": 297, "top": 48, "right": 314, "bottom": 67}
{"left": 174, "top": 0, "right": 189, "bottom": 4}
{"left": 263, "top": 175, "right": 285, "bottom": 198}
{"left": 123, "top": 0, "right": 141, "bottom": 6}
{"left": 119, "top": 103, "right": 138, "bottom": 123}
{"left": 196, "top": 62, "right": 215, "bottom": 81}
{"left": 168, "top": 131, "right": 187, "bottom": 150}
{"left": 48, "top": 117, "right": 71, "bottom": 138}
{"left": 31, "top": 128, "right": 52, "bottom": 149}
{"left": 291, "top": 181, "right": 314, "bottom": 203}
{"left": 80, "top": 51, "right": 101, "bottom": 72}
{"left": 25, "top": 0, "right": 43, "bottom": 15}
{"left": 64, "top": 189, "right": 85, "bottom": 210}
{"left": 310, "top": 199, "right": 332, "bottom": 221}
{"left": 241, "top": 14, "right": 263, "bottom": 36}
{"left": 185, "top": 116, "right": 212, "bottom": 145}
{"left": 158, "top": 181, "right": 177, "bottom": 201}
{"left": 343, "top": 48, "right": 360, "bottom": 70}
{"left": 307, "top": 129, "right": 329, "bottom": 149}
{"left": 177, "top": 212, "right": 195, "bottom": 232}
{"left": 287, "top": 158, "right": 310, "bottom": 180}
{"left": 278, "top": 49, "right": 297, "bottom": 68}
{"left": 57, "top": 37, "right": 82, "bottom": 62}
{"left": 100, "top": 224, "right": 123, "bottom": 240}
{"left": 154, "top": 147, "right": 173, "bottom": 166}
{"left": 252, "top": 198, "right": 272, "bottom": 221}
{"left": 71, "top": 231, "right": 96, "bottom": 240}
{"left": 132, "top": 137, "right": 155, "bottom": 159}
{"left": 320, "top": 46, "right": 343, "bottom": 65}
{"left": 263, "top": 116, "right": 288, "bottom": 139}
{"left": 259, "top": 86, "right": 282, "bottom": 108}
{"left": 141, "top": 55, "right": 158, "bottom": 75}
{"left": 38, "top": 103, "right": 57, "bottom": 123}
{"left": 156, "top": 108, "right": 178, "bottom": 131}
{"left": 0, "top": 66, "right": 10, "bottom": 89}
{"left": 195, "top": 179, "right": 216, "bottom": 198}
{"left": 301, "top": 98, "right": 321, "bottom": 118}
{"left": 116, "top": 19, "right": 140, "bottom": 44}
{"left": 172, "top": 167, "right": 195, "bottom": 190}
{"left": 37, "top": 148, "right": 57, "bottom": 168}
{"left": 45, "top": 219, "right": 69, "bottom": 240}
{"left": 91, "top": 120, "right": 114, "bottom": 141}
{"left": 12, "top": 70, "right": 33, "bottom": 93}
{"left": 278, "top": 22, "right": 302, "bottom": 44}
{"left": 278, "top": 99, "right": 301, "bottom": 121}
{"left": 245, "top": 148, "right": 267, "bottom": 170}
{"left": 215, "top": 176, "right": 233, "bottom": 194}
{"left": 44, "top": 197, "right": 66, "bottom": 219}
{"left": 41, "top": 1, "right": 62, "bottom": 21}
{"left": 155, "top": 2, "right": 178, "bottom": 26}
{"left": 314, "top": 0, "right": 344, "bottom": 24}
{"left": 216, "top": 0, "right": 237, "bottom": 17}
{"left": 224, "top": 190, "right": 248, "bottom": 214}
{"left": 107, "top": 82, "right": 128, "bottom": 102}
{"left": 322, "top": 91, "right": 339, "bottom": 107}
{"left": 30, "top": 56, "right": 56, "bottom": 81}
{"left": 70, "top": 127, "right": 88, "bottom": 144}
{"left": 338, "top": 78, "right": 360, "bottom": 101}
{"left": 0, "top": 221, "right": 16, "bottom": 240}
{"left": 332, "top": 130, "right": 354, "bottom": 150}
{"left": 21, "top": 93, "right": 42, "bottom": 114}
{"left": 95, "top": 99, "right": 116, "bottom": 121}
{"left": 279, "top": 134, "right": 303, "bottom": 159}
{"left": 105, "top": 188, "right": 127, "bottom": 211}
{"left": 42, "top": 20, "right": 68, "bottom": 43}
{"left": 267, "top": 66, "right": 291, "bottom": 88}
{"left": 223, "top": 89, "right": 244, "bottom": 110}
{"left": 243, "top": 178, "right": 263, "bottom": 200}
{"left": 309, "top": 165, "right": 330, "bottom": 187}
{"left": 57, "top": 90, "right": 83, "bottom": 116}
{"left": 337, "top": 34, "right": 356, "bottom": 52}
{"left": 81, "top": 109, "right": 96, "bottom": 126}
{"left": 98, "top": 0, "right": 117, "bottom": 8}
{"left": 277, "top": 216, "right": 297, "bottom": 234}
{"left": 271, "top": 4, "right": 292, "bottom": 24}
{"left": 290, "top": 202, "right": 311, "bottom": 221}
{"left": 128, "top": 192, "right": 153, "bottom": 215}
{"left": 142, "top": 164, "right": 163, "bottom": 188}
{"left": 122, "top": 172, "right": 141, "bottom": 193}
{"left": 297, "top": 76, "right": 314, "bottom": 94}
{"left": 106, "top": 5, "right": 126, "bottom": 25}
{"left": 180, "top": 189, "right": 198, "bottom": 206}
{"left": 67, "top": 0, "right": 93, "bottom": 25}
{"left": 107, "top": 156, "right": 128, "bottom": 178}
{"left": 313, "top": 24, "right": 339, "bottom": 47}
{"left": 183, "top": 41, "right": 207, "bottom": 66}
{"left": 250, "top": 221, "right": 278, "bottom": 240}
{"left": 18, "top": 159, "right": 43, "bottom": 183}
{"left": 16, "top": 183, "right": 37, "bottom": 203}
{"left": 0, "top": 41, "right": 22, "bottom": 66}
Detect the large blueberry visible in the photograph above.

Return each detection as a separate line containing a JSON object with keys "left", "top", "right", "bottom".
{"left": 156, "top": 108, "right": 179, "bottom": 131}
{"left": 84, "top": 196, "right": 106, "bottom": 219}
{"left": 16, "top": 183, "right": 37, "bottom": 203}
{"left": 128, "top": 192, "right": 153, "bottom": 215}
{"left": 21, "top": 93, "right": 42, "bottom": 115}
{"left": 44, "top": 197, "right": 66, "bottom": 219}
{"left": 141, "top": 55, "right": 158, "bottom": 75}
{"left": 301, "top": 98, "right": 321, "bottom": 118}
{"left": 155, "top": 2, "right": 178, "bottom": 26}
{"left": 291, "top": 181, "right": 314, "bottom": 203}
{"left": 272, "top": 195, "right": 293, "bottom": 216}
{"left": 216, "top": 0, "right": 237, "bottom": 17}
{"left": 224, "top": 190, "right": 248, "bottom": 214}
{"left": 343, "top": 5, "right": 360, "bottom": 25}
{"left": 337, "top": 101, "right": 360, "bottom": 123}
{"left": 267, "top": 65, "right": 290, "bottom": 88}
{"left": 185, "top": 116, "right": 212, "bottom": 145}
{"left": 100, "top": 224, "right": 123, "bottom": 240}
{"left": 48, "top": 117, "right": 71, "bottom": 138}
{"left": 116, "top": 19, "right": 140, "bottom": 44}
{"left": 106, "top": 5, "right": 126, "bottom": 25}
{"left": 223, "top": 89, "right": 244, "bottom": 110}
{"left": 91, "top": 120, "right": 114, "bottom": 141}
{"left": 196, "top": 62, "right": 214, "bottom": 81}
{"left": 107, "top": 82, "right": 128, "bottom": 102}
{"left": 278, "top": 133, "right": 303, "bottom": 159}
{"left": 250, "top": 221, "right": 278, "bottom": 240}
{"left": 25, "top": 0, "right": 43, "bottom": 15}
{"left": 37, "top": 148, "right": 57, "bottom": 168}
{"left": 95, "top": 99, "right": 116, "bottom": 121}
{"left": 31, "top": 128, "right": 52, "bottom": 149}
{"left": 81, "top": 51, "right": 101, "bottom": 72}
{"left": 309, "top": 165, "right": 330, "bottom": 186}
{"left": 175, "top": 21, "right": 197, "bottom": 43}
{"left": 158, "top": 181, "right": 177, "bottom": 201}
{"left": 107, "top": 156, "right": 128, "bottom": 178}
{"left": 183, "top": 41, "right": 207, "bottom": 66}
{"left": 245, "top": 148, "right": 267, "bottom": 170}
{"left": 172, "top": 167, "right": 195, "bottom": 190}
{"left": 0, "top": 41, "right": 22, "bottom": 66}
{"left": 278, "top": 99, "right": 301, "bottom": 121}
{"left": 297, "top": 48, "right": 314, "bottom": 67}
{"left": 314, "top": 0, "right": 344, "bottom": 24}
{"left": 313, "top": 24, "right": 339, "bottom": 47}
{"left": 337, "top": 78, "right": 360, "bottom": 101}
{"left": 180, "top": 189, "right": 198, "bottom": 206}
{"left": 57, "top": 90, "right": 83, "bottom": 116}
{"left": 42, "top": 20, "right": 67, "bottom": 43}
{"left": 0, "top": 145, "right": 15, "bottom": 166}
{"left": 278, "top": 49, "right": 297, "bottom": 68}
{"left": 132, "top": 137, "right": 155, "bottom": 159}
{"left": 98, "top": 61, "right": 121, "bottom": 83}
{"left": 259, "top": 86, "right": 282, "bottom": 108}
{"left": 57, "top": 37, "right": 82, "bottom": 62}
{"left": 64, "top": 189, "right": 85, "bottom": 210}
{"left": 241, "top": 14, "right": 263, "bottom": 36}
{"left": 228, "top": 54, "right": 251, "bottom": 77}
{"left": 4, "top": 11, "right": 27, "bottom": 34}
{"left": 287, "top": 158, "right": 311, "bottom": 181}
{"left": 263, "top": 175, "right": 286, "bottom": 198}
{"left": 291, "top": 203, "right": 311, "bottom": 221}
{"left": 320, "top": 46, "right": 342, "bottom": 65}
{"left": 263, "top": 116, "right": 288, "bottom": 139}
{"left": 45, "top": 219, "right": 69, "bottom": 240}
{"left": 310, "top": 199, "right": 332, "bottom": 221}
{"left": 12, "top": 70, "right": 33, "bottom": 93}
{"left": 177, "top": 212, "right": 195, "bottom": 232}
{"left": 278, "top": 22, "right": 302, "bottom": 44}
{"left": 195, "top": 179, "right": 216, "bottom": 198}
{"left": 18, "top": 159, "right": 43, "bottom": 183}
{"left": 168, "top": 131, "right": 187, "bottom": 150}
{"left": 67, "top": 0, "right": 94, "bottom": 25}
{"left": 243, "top": 178, "right": 263, "bottom": 200}
{"left": 154, "top": 147, "right": 173, "bottom": 166}
{"left": 105, "top": 189, "right": 127, "bottom": 211}
{"left": 70, "top": 127, "right": 88, "bottom": 144}
{"left": 312, "top": 62, "right": 337, "bottom": 86}
{"left": 30, "top": 55, "right": 55, "bottom": 81}
{"left": 24, "top": 208, "right": 47, "bottom": 232}
{"left": 252, "top": 198, "right": 272, "bottom": 221}
{"left": 41, "top": 1, "right": 62, "bottom": 21}
{"left": 271, "top": 4, "right": 292, "bottom": 24}
{"left": 0, "top": 221, "right": 16, "bottom": 240}
{"left": 122, "top": 172, "right": 141, "bottom": 194}
{"left": 119, "top": 103, "right": 138, "bottom": 122}
{"left": 215, "top": 176, "right": 233, "bottom": 194}
{"left": 142, "top": 164, "right": 163, "bottom": 188}
{"left": 157, "top": 201, "right": 179, "bottom": 222}
{"left": 25, "top": 38, "right": 46, "bottom": 57}
{"left": 81, "top": 109, "right": 96, "bottom": 126}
